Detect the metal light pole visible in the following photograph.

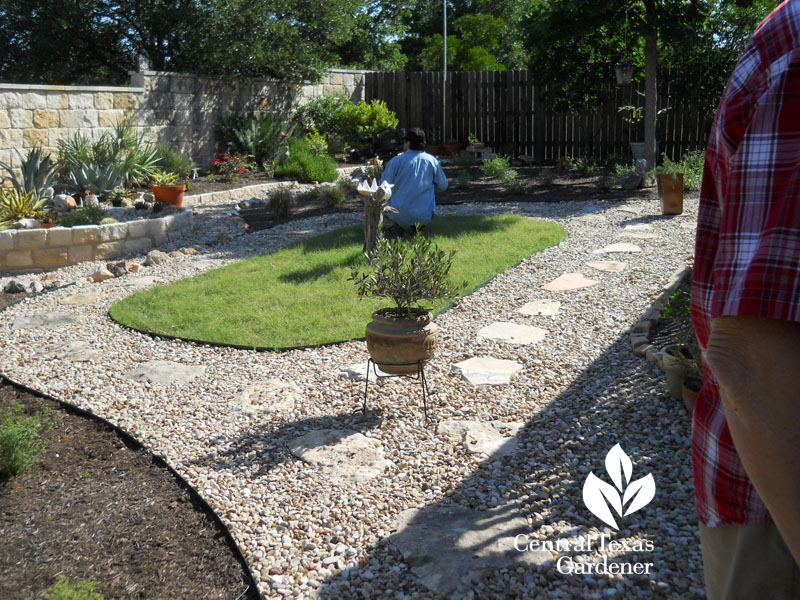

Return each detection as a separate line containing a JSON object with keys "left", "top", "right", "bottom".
{"left": 443, "top": 0, "right": 447, "bottom": 144}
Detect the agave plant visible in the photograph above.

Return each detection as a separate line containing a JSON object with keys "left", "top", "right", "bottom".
{"left": 217, "top": 112, "right": 294, "bottom": 169}
{"left": 67, "top": 163, "right": 125, "bottom": 199}
{"left": 0, "top": 189, "right": 51, "bottom": 221}
{"left": 0, "top": 145, "right": 58, "bottom": 200}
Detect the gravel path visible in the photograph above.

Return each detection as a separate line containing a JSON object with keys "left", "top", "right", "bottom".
{"left": 0, "top": 189, "right": 703, "bottom": 599}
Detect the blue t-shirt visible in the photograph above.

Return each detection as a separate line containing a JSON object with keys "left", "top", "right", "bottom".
{"left": 380, "top": 150, "right": 448, "bottom": 227}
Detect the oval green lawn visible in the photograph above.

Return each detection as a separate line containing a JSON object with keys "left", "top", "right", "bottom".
{"left": 110, "top": 214, "right": 567, "bottom": 349}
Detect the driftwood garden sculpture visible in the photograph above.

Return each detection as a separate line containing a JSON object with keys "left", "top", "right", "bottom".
{"left": 357, "top": 178, "right": 397, "bottom": 253}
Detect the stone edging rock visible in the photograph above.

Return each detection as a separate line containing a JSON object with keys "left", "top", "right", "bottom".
{"left": 0, "top": 209, "right": 193, "bottom": 274}
{"left": 629, "top": 265, "right": 690, "bottom": 370}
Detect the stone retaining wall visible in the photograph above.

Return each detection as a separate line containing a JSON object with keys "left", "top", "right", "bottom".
{"left": 0, "top": 69, "right": 368, "bottom": 172}
{"left": 0, "top": 210, "right": 193, "bottom": 274}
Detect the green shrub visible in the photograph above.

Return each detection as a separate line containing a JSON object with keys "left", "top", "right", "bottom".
{"left": 679, "top": 149, "right": 705, "bottom": 191}
{"left": 596, "top": 175, "right": 616, "bottom": 192}
{"left": 614, "top": 161, "right": 636, "bottom": 181}
{"left": 450, "top": 153, "right": 479, "bottom": 168}
{"left": 291, "top": 94, "right": 351, "bottom": 136}
{"left": 268, "top": 188, "right": 293, "bottom": 218}
{"left": 0, "top": 403, "right": 53, "bottom": 476}
{"left": 273, "top": 138, "right": 338, "bottom": 183}
{"left": 574, "top": 158, "right": 595, "bottom": 176}
{"left": 312, "top": 184, "right": 346, "bottom": 208}
{"left": 538, "top": 168, "right": 556, "bottom": 185}
{"left": 556, "top": 155, "right": 576, "bottom": 171}
{"left": 58, "top": 205, "right": 107, "bottom": 227}
{"left": 481, "top": 155, "right": 510, "bottom": 177}
{"left": 305, "top": 130, "right": 330, "bottom": 156}
{"left": 39, "top": 575, "right": 103, "bottom": 600}
{"left": 455, "top": 169, "right": 471, "bottom": 187}
{"left": 336, "top": 99, "right": 399, "bottom": 147}
{"left": 154, "top": 145, "right": 195, "bottom": 180}
{"left": 498, "top": 167, "right": 519, "bottom": 184}
{"left": 216, "top": 112, "right": 292, "bottom": 169}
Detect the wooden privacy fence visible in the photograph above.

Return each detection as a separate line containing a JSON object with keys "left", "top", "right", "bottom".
{"left": 364, "top": 70, "right": 715, "bottom": 162}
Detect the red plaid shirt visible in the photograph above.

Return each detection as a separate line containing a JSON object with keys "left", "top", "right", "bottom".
{"left": 692, "top": 0, "right": 800, "bottom": 526}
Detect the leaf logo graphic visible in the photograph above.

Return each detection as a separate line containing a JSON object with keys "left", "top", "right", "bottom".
{"left": 582, "top": 444, "right": 656, "bottom": 530}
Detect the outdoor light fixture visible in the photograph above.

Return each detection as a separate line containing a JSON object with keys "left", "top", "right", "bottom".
{"left": 615, "top": 63, "right": 635, "bottom": 85}
{"left": 137, "top": 56, "right": 149, "bottom": 72}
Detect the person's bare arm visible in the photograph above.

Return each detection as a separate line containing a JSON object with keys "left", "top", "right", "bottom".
{"left": 706, "top": 315, "right": 800, "bottom": 563}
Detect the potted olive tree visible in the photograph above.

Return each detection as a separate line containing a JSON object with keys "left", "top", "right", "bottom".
{"left": 350, "top": 229, "right": 461, "bottom": 374}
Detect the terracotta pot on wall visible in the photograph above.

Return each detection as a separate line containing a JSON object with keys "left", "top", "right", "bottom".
{"left": 151, "top": 184, "right": 187, "bottom": 207}
{"left": 657, "top": 174, "right": 684, "bottom": 215}
{"left": 365, "top": 308, "right": 439, "bottom": 374}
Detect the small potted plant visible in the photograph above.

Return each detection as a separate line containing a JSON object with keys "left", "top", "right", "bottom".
{"left": 654, "top": 152, "right": 684, "bottom": 215}
{"left": 150, "top": 169, "right": 186, "bottom": 206}
{"left": 618, "top": 104, "right": 645, "bottom": 159}
{"left": 350, "top": 229, "right": 461, "bottom": 374}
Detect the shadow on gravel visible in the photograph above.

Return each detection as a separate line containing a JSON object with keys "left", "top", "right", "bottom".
{"left": 311, "top": 331, "right": 701, "bottom": 599}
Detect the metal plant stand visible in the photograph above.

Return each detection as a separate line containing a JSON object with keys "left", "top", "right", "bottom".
{"left": 362, "top": 358, "right": 432, "bottom": 423}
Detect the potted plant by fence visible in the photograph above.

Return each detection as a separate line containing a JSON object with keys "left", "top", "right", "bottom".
{"left": 618, "top": 104, "right": 645, "bottom": 160}
{"left": 150, "top": 169, "right": 187, "bottom": 206}
{"left": 350, "top": 229, "right": 461, "bottom": 374}
{"left": 658, "top": 287, "right": 703, "bottom": 412}
{"left": 655, "top": 153, "right": 684, "bottom": 215}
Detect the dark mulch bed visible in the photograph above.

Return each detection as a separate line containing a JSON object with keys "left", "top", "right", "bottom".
{"left": 0, "top": 380, "right": 259, "bottom": 600}
{"left": 238, "top": 164, "right": 660, "bottom": 232}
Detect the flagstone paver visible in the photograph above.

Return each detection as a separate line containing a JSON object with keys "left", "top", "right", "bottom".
{"left": 287, "top": 429, "right": 394, "bottom": 483}
{"left": 452, "top": 357, "right": 523, "bottom": 385}
{"left": 438, "top": 420, "right": 524, "bottom": 457}
{"left": 476, "top": 321, "right": 547, "bottom": 345}
{"left": 236, "top": 379, "right": 301, "bottom": 415}
{"left": 390, "top": 503, "right": 551, "bottom": 597}
{"left": 36, "top": 340, "right": 103, "bottom": 363}
{"left": 124, "top": 360, "right": 205, "bottom": 386}
{"left": 592, "top": 242, "right": 642, "bottom": 254}
{"left": 517, "top": 299, "right": 561, "bottom": 316}
{"left": 58, "top": 291, "right": 104, "bottom": 306}
{"left": 585, "top": 260, "right": 627, "bottom": 272}
{"left": 623, "top": 222, "right": 653, "bottom": 231}
{"left": 542, "top": 272, "right": 599, "bottom": 291}
{"left": 337, "top": 362, "right": 392, "bottom": 381}
{"left": 11, "top": 312, "right": 82, "bottom": 331}
{"left": 619, "top": 232, "right": 661, "bottom": 240}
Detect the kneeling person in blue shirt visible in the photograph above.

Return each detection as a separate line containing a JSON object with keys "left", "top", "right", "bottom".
{"left": 380, "top": 128, "right": 448, "bottom": 231}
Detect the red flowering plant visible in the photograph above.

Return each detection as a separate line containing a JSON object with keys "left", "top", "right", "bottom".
{"left": 211, "top": 153, "right": 255, "bottom": 181}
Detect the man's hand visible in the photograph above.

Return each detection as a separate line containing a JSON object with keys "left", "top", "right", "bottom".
{"left": 706, "top": 315, "right": 800, "bottom": 564}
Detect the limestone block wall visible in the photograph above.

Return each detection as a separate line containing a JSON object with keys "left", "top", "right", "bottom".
{"left": 0, "top": 69, "right": 368, "bottom": 173}
{"left": 0, "top": 210, "right": 193, "bottom": 274}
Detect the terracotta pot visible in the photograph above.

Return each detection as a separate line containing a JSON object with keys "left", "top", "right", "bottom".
{"left": 40, "top": 222, "right": 58, "bottom": 229}
{"left": 425, "top": 145, "right": 443, "bottom": 156}
{"left": 442, "top": 143, "right": 462, "bottom": 156}
{"left": 151, "top": 184, "right": 186, "bottom": 206}
{"left": 365, "top": 308, "right": 439, "bottom": 374}
{"left": 682, "top": 385, "right": 699, "bottom": 414}
{"left": 661, "top": 344, "right": 689, "bottom": 401}
{"left": 657, "top": 174, "right": 683, "bottom": 215}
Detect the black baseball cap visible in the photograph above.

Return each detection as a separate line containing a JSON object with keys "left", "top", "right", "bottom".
{"left": 405, "top": 128, "right": 426, "bottom": 146}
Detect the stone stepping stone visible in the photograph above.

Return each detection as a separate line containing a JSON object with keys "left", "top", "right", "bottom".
{"left": 452, "top": 357, "right": 523, "bottom": 385}
{"left": 575, "top": 214, "right": 607, "bottom": 224}
{"left": 35, "top": 340, "right": 102, "bottom": 363}
{"left": 619, "top": 232, "right": 660, "bottom": 240}
{"left": 12, "top": 312, "right": 82, "bottom": 331}
{"left": 518, "top": 299, "right": 561, "bottom": 316}
{"left": 623, "top": 221, "right": 653, "bottom": 231}
{"left": 680, "top": 222, "right": 696, "bottom": 230}
{"left": 118, "top": 276, "right": 162, "bottom": 289}
{"left": 477, "top": 322, "right": 547, "bottom": 345}
{"left": 585, "top": 260, "right": 627, "bottom": 273}
{"left": 615, "top": 205, "right": 641, "bottom": 215}
{"left": 542, "top": 273, "right": 599, "bottom": 291}
{"left": 288, "top": 429, "right": 394, "bottom": 483}
{"left": 438, "top": 420, "right": 524, "bottom": 458}
{"left": 592, "top": 242, "right": 642, "bottom": 254}
{"left": 337, "top": 362, "right": 392, "bottom": 381}
{"left": 390, "top": 503, "right": 551, "bottom": 597}
{"left": 58, "top": 291, "right": 104, "bottom": 306}
{"left": 236, "top": 379, "right": 301, "bottom": 415}
{"left": 124, "top": 360, "right": 205, "bottom": 386}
